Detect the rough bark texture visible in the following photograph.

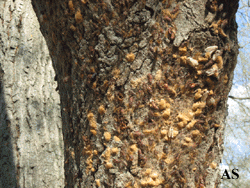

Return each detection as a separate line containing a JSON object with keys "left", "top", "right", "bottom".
{"left": 32, "top": 0, "right": 239, "bottom": 187}
{"left": 0, "top": 0, "right": 64, "bottom": 187}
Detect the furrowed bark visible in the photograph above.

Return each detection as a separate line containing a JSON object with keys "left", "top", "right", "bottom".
{"left": 32, "top": 0, "right": 239, "bottom": 187}
{"left": 0, "top": 0, "right": 63, "bottom": 187}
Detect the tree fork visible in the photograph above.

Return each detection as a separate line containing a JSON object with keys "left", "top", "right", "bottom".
{"left": 32, "top": 0, "right": 239, "bottom": 187}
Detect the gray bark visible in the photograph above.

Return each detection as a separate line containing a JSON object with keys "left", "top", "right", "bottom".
{"left": 0, "top": 0, "right": 64, "bottom": 187}
{"left": 31, "top": 0, "right": 239, "bottom": 187}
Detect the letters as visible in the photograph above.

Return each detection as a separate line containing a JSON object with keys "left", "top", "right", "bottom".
{"left": 221, "top": 169, "right": 239, "bottom": 180}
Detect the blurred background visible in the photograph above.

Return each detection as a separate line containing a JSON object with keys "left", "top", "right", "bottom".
{"left": 221, "top": 0, "right": 250, "bottom": 187}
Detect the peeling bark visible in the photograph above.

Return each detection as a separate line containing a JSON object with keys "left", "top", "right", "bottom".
{"left": 32, "top": 0, "right": 239, "bottom": 187}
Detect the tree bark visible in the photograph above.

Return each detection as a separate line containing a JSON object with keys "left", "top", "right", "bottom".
{"left": 32, "top": 0, "right": 239, "bottom": 187}
{"left": 0, "top": 0, "right": 64, "bottom": 187}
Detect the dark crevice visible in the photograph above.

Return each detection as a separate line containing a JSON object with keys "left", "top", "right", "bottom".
{"left": 145, "top": 5, "right": 154, "bottom": 17}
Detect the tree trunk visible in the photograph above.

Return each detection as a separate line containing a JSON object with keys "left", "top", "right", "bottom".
{"left": 0, "top": 0, "right": 64, "bottom": 187}
{"left": 32, "top": 0, "right": 239, "bottom": 187}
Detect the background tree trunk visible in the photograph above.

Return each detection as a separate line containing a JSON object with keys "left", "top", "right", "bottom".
{"left": 0, "top": 0, "right": 64, "bottom": 187}
{"left": 32, "top": 0, "right": 239, "bottom": 187}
